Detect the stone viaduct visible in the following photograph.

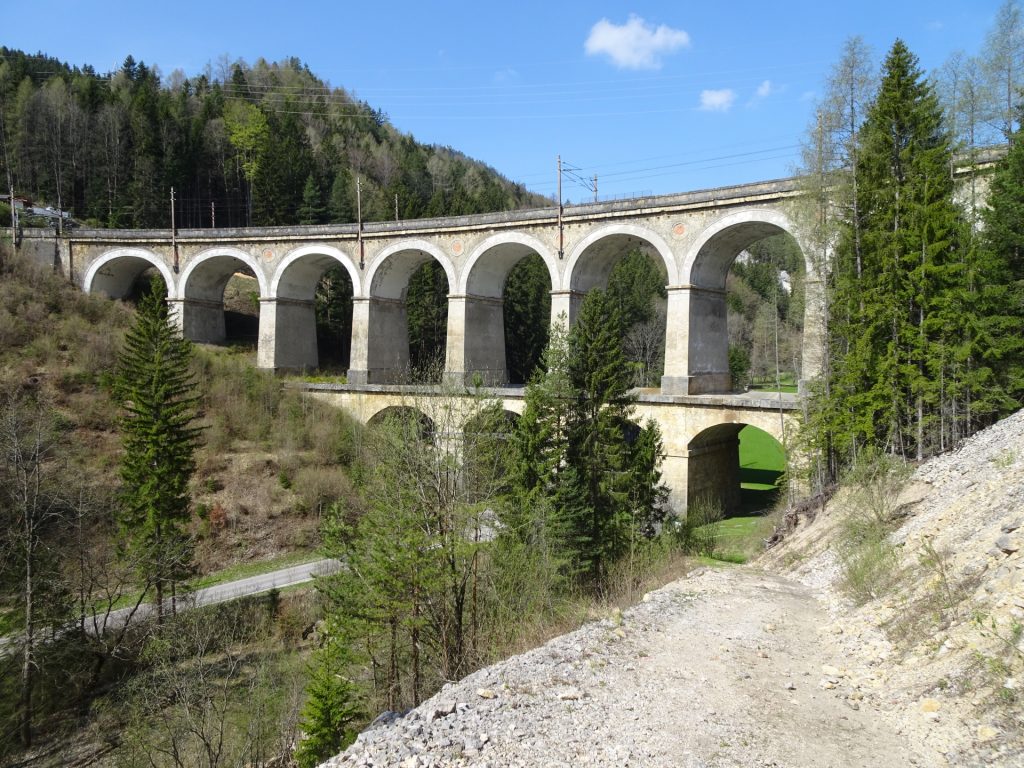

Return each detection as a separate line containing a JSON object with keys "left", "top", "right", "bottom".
{"left": 28, "top": 176, "right": 823, "bottom": 511}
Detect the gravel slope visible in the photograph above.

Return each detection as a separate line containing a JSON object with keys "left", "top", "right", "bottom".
{"left": 324, "top": 567, "right": 922, "bottom": 768}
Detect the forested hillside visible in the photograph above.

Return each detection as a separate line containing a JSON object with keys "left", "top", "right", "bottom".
{"left": 0, "top": 48, "right": 549, "bottom": 229}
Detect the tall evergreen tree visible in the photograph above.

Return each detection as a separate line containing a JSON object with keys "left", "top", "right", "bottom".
{"left": 115, "top": 289, "right": 202, "bottom": 622}
{"left": 809, "top": 40, "right": 984, "bottom": 468}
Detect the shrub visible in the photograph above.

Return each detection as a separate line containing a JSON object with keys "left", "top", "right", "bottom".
{"left": 672, "top": 495, "right": 723, "bottom": 557}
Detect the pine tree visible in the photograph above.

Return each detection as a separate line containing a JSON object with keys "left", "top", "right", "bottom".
{"left": 294, "top": 638, "right": 363, "bottom": 768}
{"left": 564, "top": 289, "right": 635, "bottom": 584}
{"left": 115, "top": 288, "right": 202, "bottom": 622}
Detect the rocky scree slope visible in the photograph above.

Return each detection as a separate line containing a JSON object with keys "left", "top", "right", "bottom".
{"left": 762, "top": 409, "right": 1024, "bottom": 766}
{"left": 321, "top": 410, "right": 1024, "bottom": 768}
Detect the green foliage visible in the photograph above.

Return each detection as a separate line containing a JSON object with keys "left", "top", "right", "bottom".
{"left": 835, "top": 451, "right": 908, "bottom": 604}
{"left": 298, "top": 174, "right": 327, "bottom": 225}
{"left": 314, "top": 266, "right": 354, "bottom": 369}
{"left": 405, "top": 261, "right": 449, "bottom": 379}
{"left": 605, "top": 249, "right": 667, "bottom": 328}
{"left": 804, "top": 39, "right": 1023, "bottom": 477}
{"left": 728, "top": 344, "right": 751, "bottom": 391}
{"left": 318, "top": 391, "right": 513, "bottom": 711}
{"left": 115, "top": 288, "right": 203, "bottom": 618}
{"left": 671, "top": 496, "right": 724, "bottom": 558}
{"left": 506, "top": 294, "right": 670, "bottom": 592}
{"left": 294, "top": 639, "right": 362, "bottom": 768}
{"left": 503, "top": 254, "right": 551, "bottom": 384}
{"left": 0, "top": 48, "right": 548, "bottom": 228}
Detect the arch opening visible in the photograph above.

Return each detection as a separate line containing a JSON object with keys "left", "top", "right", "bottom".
{"left": 362, "top": 247, "right": 452, "bottom": 384}
{"left": 570, "top": 236, "right": 668, "bottom": 388}
{"left": 180, "top": 255, "right": 264, "bottom": 349}
{"left": 501, "top": 254, "right": 552, "bottom": 385}
{"left": 367, "top": 406, "right": 435, "bottom": 441}
{"left": 674, "top": 215, "right": 809, "bottom": 396}
{"left": 686, "top": 423, "right": 785, "bottom": 517}
{"left": 725, "top": 233, "right": 805, "bottom": 393}
{"left": 270, "top": 251, "right": 357, "bottom": 372}
{"left": 85, "top": 252, "right": 173, "bottom": 302}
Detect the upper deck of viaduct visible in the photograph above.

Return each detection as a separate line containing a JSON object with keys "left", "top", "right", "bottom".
{"left": 63, "top": 175, "right": 825, "bottom": 395}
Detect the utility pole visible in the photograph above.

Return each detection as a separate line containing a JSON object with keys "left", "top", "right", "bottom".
{"left": 557, "top": 155, "right": 563, "bottom": 259}
{"left": 210, "top": 200, "right": 216, "bottom": 229}
{"left": 593, "top": 174, "right": 598, "bottom": 203}
{"left": 170, "top": 187, "right": 179, "bottom": 273}
{"left": 394, "top": 193, "right": 399, "bottom": 222}
{"left": 356, "top": 176, "right": 364, "bottom": 269}
{"left": 0, "top": 111, "right": 16, "bottom": 246}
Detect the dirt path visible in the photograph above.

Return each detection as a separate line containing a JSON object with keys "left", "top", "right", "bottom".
{"left": 327, "top": 566, "right": 928, "bottom": 767}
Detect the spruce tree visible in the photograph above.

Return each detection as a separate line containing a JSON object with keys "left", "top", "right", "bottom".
{"left": 115, "top": 288, "right": 202, "bottom": 622}
{"left": 298, "top": 173, "right": 326, "bottom": 225}
{"left": 294, "top": 638, "right": 363, "bottom": 768}
{"left": 564, "top": 289, "right": 634, "bottom": 583}
{"left": 822, "top": 40, "right": 964, "bottom": 462}
{"left": 976, "top": 121, "right": 1024, "bottom": 418}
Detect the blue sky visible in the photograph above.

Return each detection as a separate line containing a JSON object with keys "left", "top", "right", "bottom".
{"left": 6, "top": 1, "right": 1006, "bottom": 201}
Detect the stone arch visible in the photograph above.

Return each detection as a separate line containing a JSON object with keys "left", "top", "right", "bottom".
{"left": 459, "top": 233, "right": 558, "bottom": 297}
{"left": 83, "top": 248, "right": 176, "bottom": 299}
{"left": 682, "top": 208, "right": 809, "bottom": 290}
{"left": 261, "top": 245, "right": 361, "bottom": 372}
{"left": 365, "top": 239, "right": 455, "bottom": 300}
{"left": 349, "top": 240, "right": 455, "bottom": 384}
{"left": 685, "top": 422, "right": 786, "bottom": 515}
{"left": 565, "top": 223, "right": 678, "bottom": 294}
{"left": 271, "top": 244, "right": 361, "bottom": 300}
{"left": 175, "top": 247, "right": 268, "bottom": 347}
{"left": 452, "top": 233, "right": 558, "bottom": 385}
{"left": 664, "top": 209, "right": 816, "bottom": 396}
{"left": 177, "top": 247, "right": 268, "bottom": 302}
{"left": 366, "top": 405, "right": 435, "bottom": 439}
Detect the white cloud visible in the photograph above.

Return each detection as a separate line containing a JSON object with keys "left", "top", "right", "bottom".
{"left": 584, "top": 14, "right": 690, "bottom": 70}
{"left": 756, "top": 80, "right": 774, "bottom": 99}
{"left": 493, "top": 67, "right": 520, "bottom": 84}
{"left": 699, "top": 89, "right": 736, "bottom": 112}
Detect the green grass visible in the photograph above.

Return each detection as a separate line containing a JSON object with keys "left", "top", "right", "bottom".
{"left": 691, "top": 426, "right": 786, "bottom": 564}
{"left": 749, "top": 383, "right": 799, "bottom": 394}
{"left": 698, "top": 514, "right": 776, "bottom": 564}
{"left": 737, "top": 424, "right": 786, "bottom": 514}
